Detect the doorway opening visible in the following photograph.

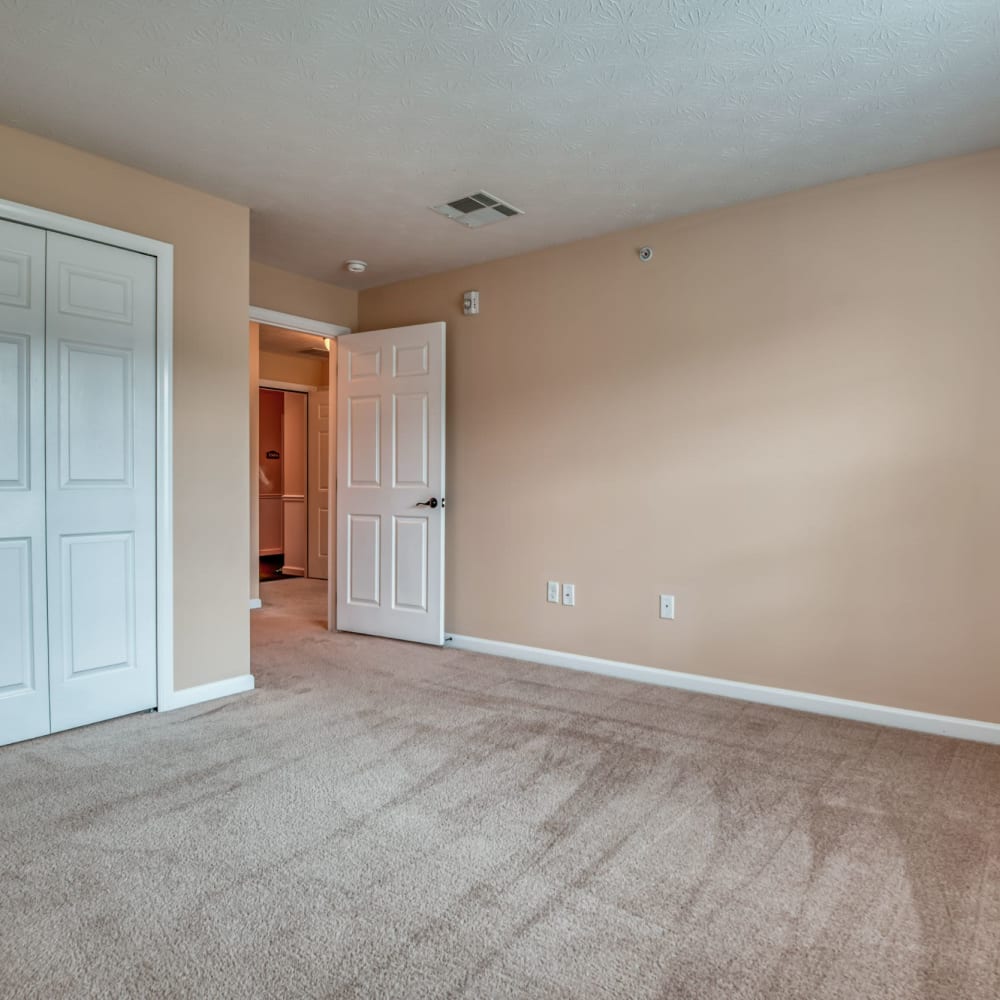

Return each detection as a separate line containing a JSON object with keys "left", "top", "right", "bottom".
{"left": 258, "top": 385, "right": 309, "bottom": 583}
{"left": 249, "top": 310, "right": 447, "bottom": 646}
{"left": 249, "top": 308, "right": 348, "bottom": 631}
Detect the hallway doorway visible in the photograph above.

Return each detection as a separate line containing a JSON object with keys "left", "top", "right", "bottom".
{"left": 249, "top": 307, "right": 349, "bottom": 627}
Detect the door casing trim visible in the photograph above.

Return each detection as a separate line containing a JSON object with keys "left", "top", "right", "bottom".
{"left": 250, "top": 306, "right": 350, "bottom": 339}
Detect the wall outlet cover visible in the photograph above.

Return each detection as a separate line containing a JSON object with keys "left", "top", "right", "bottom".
{"left": 562, "top": 583, "right": 575, "bottom": 606}
{"left": 547, "top": 581, "right": 560, "bottom": 603}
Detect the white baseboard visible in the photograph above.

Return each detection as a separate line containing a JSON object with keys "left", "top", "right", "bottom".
{"left": 249, "top": 598, "right": 262, "bottom": 610}
{"left": 160, "top": 674, "right": 255, "bottom": 712}
{"left": 446, "top": 634, "right": 1000, "bottom": 745}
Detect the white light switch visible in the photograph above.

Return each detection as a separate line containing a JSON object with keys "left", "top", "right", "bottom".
{"left": 659, "top": 594, "right": 675, "bottom": 620}
{"left": 562, "top": 583, "right": 575, "bottom": 606}
{"left": 463, "top": 290, "right": 480, "bottom": 315}
{"left": 547, "top": 581, "right": 560, "bottom": 603}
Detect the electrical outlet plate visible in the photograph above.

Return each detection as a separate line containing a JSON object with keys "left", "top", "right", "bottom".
{"left": 547, "top": 581, "right": 560, "bottom": 603}
{"left": 659, "top": 594, "right": 675, "bottom": 620}
{"left": 562, "top": 583, "right": 575, "bottom": 606}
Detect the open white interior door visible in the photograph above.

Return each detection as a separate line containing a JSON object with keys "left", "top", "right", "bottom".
{"left": 336, "top": 323, "right": 445, "bottom": 644}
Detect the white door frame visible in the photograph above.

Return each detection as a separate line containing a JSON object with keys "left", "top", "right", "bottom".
{"left": 250, "top": 307, "right": 350, "bottom": 628}
{"left": 250, "top": 307, "right": 349, "bottom": 341}
{"left": 0, "top": 197, "right": 176, "bottom": 711}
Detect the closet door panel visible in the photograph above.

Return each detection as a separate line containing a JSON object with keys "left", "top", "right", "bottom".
{"left": 46, "top": 232, "right": 157, "bottom": 733}
{"left": 0, "top": 220, "right": 49, "bottom": 747}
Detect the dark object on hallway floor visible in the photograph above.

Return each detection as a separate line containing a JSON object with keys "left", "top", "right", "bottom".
{"left": 259, "top": 554, "right": 293, "bottom": 582}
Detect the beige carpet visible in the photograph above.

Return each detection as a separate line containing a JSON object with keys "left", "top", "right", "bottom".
{"left": 2, "top": 578, "right": 999, "bottom": 1000}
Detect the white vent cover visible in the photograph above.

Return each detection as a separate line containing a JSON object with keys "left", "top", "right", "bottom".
{"left": 431, "top": 191, "right": 523, "bottom": 228}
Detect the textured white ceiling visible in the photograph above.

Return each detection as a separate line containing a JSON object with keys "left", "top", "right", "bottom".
{"left": 1, "top": 0, "right": 998, "bottom": 288}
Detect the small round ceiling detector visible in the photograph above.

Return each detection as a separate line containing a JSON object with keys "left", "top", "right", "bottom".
{"left": 344, "top": 259, "right": 368, "bottom": 274}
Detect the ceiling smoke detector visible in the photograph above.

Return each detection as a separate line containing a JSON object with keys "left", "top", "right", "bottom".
{"left": 431, "top": 190, "right": 523, "bottom": 228}
{"left": 344, "top": 259, "right": 367, "bottom": 273}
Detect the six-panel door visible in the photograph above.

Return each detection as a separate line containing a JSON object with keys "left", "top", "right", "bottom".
{"left": 337, "top": 323, "right": 445, "bottom": 645}
{"left": 45, "top": 232, "right": 157, "bottom": 733}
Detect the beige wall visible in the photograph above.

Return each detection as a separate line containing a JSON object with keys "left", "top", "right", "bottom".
{"left": 259, "top": 349, "right": 329, "bottom": 387}
{"left": 250, "top": 260, "right": 357, "bottom": 330}
{"left": 0, "top": 123, "right": 251, "bottom": 692}
{"left": 360, "top": 150, "right": 1000, "bottom": 723}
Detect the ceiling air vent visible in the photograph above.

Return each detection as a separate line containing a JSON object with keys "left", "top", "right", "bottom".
{"left": 431, "top": 190, "right": 523, "bottom": 228}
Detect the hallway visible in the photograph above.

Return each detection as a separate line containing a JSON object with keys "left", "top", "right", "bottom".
{"left": 255, "top": 577, "right": 328, "bottom": 633}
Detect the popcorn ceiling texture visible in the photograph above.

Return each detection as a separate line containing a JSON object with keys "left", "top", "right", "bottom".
{"left": 0, "top": 0, "right": 998, "bottom": 286}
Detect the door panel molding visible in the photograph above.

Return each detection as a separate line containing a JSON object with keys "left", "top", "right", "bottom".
{"left": 0, "top": 331, "right": 30, "bottom": 489}
{"left": 58, "top": 531, "right": 137, "bottom": 678}
{"left": 0, "top": 537, "right": 36, "bottom": 694}
{"left": 58, "top": 340, "right": 135, "bottom": 488}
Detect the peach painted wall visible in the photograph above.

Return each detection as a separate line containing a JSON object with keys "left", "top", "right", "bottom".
{"left": 259, "top": 349, "right": 329, "bottom": 387}
{"left": 0, "top": 123, "right": 251, "bottom": 692}
{"left": 360, "top": 149, "right": 1000, "bottom": 724}
{"left": 250, "top": 260, "right": 357, "bottom": 330}
{"left": 258, "top": 389, "right": 284, "bottom": 494}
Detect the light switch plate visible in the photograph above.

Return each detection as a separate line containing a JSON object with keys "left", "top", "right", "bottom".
{"left": 659, "top": 594, "right": 675, "bottom": 620}
{"left": 562, "top": 583, "right": 575, "bottom": 606}
{"left": 547, "top": 581, "right": 560, "bottom": 603}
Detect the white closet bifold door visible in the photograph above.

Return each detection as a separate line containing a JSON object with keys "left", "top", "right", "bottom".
{"left": 45, "top": 232, "right": 158, "bottom": 733}
{"left": 0, "top": 220, "right": 50, "bottom": 746}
